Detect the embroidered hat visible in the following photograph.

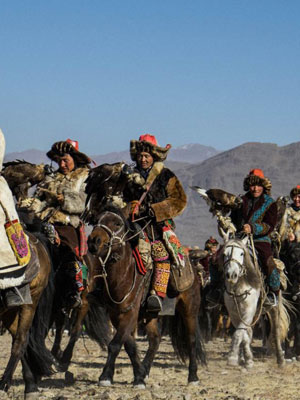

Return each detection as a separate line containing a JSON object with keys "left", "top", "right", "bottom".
{"left": 47, "top": 140, "right": 91, "bottom": 167}
{"left": 243, "top": 168, "right": 272, "bottom": 194}
{"left": 290, "top": 185, "right": 300, "bottom": 199}
{"left": 130, "top": 134, "right": 171, "bottom": 162}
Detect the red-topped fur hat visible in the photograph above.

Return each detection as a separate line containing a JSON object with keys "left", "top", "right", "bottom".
{"left": 47, "top": 139, "right": 91, "bottom": 168}
{"left": 290, "top": 185, "right": 300, "bottom": 199}
{"left": 243, "top": 168, "right": 272, "bottom": 194}
{"left": 130, "top": 134, "right": 171, "bottom": 162}
{"left": 205, "top": 236, "right": 219, "bottom": 250}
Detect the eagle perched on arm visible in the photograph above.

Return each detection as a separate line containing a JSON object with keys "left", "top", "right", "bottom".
{"left": 190, "top": 186, "right": 242, "bottom": 216}
{"left": 2, "top": 160, "right": 54, "bottom": 202}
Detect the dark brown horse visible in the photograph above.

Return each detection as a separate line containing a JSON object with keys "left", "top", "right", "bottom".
{"left": 50, "top": 250, "right": 110, "bottom": 375}
{"left": 87, "top": 204, "right": 206, "bottom": 387}
{"left": 0, "top": 232, "right": 56, "bottom": 399}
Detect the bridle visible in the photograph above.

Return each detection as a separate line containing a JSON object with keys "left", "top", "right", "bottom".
{"left": 223, "top": 243, "right": 246, "bottom": 278}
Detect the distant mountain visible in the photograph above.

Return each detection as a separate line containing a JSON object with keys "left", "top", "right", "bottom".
{"left": 4, "top": 143, "right": 219, "bottom": 166}
{"left": 174, "top": 141, "right": 300, "bottom": 247}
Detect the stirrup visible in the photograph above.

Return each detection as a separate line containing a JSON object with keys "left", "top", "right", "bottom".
{"left": 146, "top": 294, "right": 162, "bottom": 313}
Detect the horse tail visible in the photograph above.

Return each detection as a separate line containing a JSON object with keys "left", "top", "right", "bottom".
{"left": 83, "top": 303, "right": 111, "bottom": 350}
{"left": 277, "top": 293, "right": 291, "bottom": 342}
{"left": 169, "top": 310, "right": 207, "bottom": 366}
{"left": 24, "top": 266, "right": 59, "bottom": 376}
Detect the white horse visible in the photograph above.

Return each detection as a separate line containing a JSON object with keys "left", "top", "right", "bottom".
{"left": 222, "top": 236, "right": 289, "bottom": 368}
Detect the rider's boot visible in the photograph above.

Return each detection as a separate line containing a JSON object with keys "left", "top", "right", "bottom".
{"left": 264, "top": 258, "right": 280, "bottom": 308}
{"left": 3, "top": 283, "right": 32, "bottom": 308}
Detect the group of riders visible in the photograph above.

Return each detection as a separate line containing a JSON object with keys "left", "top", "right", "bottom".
{"left": 1, "top": 129, "right": 299, "bottom": 314}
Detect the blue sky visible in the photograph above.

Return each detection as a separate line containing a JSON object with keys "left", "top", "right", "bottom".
{"left": 1, "top": 1, "right": 299, "bottom": 156}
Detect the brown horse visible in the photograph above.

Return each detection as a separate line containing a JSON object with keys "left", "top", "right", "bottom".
{"left": 87, "top": 204, "right": 206, "bottom": 387}
{"left": 0, "top": 231, "right": 55, "bottom": 399}
{"left": 50, "top": 250, "right": 111, "bottom": 375}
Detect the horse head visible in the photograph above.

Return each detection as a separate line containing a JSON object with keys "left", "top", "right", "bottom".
{"left": 88, "top": 205, "right": 131, "bottom": 263}
{"left": 223, "top": 237, "right": 248, "bottom": 286}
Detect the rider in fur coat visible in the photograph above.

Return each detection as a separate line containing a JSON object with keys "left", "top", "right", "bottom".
{"left": 21, "top": 139, "right": 91, "bottom": 308}
{"left": 123, "top": 134, "right": 187, "bottom": 313}
{"left": 279, "top": 185, "right": 300, "bottom": 245}
{"left": 230, "top": 168, "right": 280, "bottom": 306}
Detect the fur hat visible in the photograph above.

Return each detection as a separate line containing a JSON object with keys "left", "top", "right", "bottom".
{"left": 47, "top": 140, "right": 91, "bottom": 167}
{"left": 130, "top": 134, "right": 171, "bottom": 162}
{"left": 243, "top": 168, "right": 272, "bottom": 194}
{"left": 290, "top": 185, "right": 300, "bottom": 199}
{"left": 205, "top": 236, "right": 219, "bottom": 250}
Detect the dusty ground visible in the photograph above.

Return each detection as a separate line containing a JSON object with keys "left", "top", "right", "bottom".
{"left": 0, "top": 331, "right": 300, "bottom": 400}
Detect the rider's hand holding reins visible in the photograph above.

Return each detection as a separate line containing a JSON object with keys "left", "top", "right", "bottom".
{"left": 243, "top": 224, "right": 252, "bottom": 234}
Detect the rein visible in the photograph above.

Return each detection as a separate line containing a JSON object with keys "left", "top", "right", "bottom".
{"left": 225, "top": 235, "right": 266, "bottom": 328}
{"left": 92, "top": 211, "right": 150, "bottom": 307}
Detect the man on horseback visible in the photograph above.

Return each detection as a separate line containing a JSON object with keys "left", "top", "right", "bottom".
{"left": 21, "top": 139, "right": 91, "bottom": 308}
{"left": 0, "top": 129, "right": 33, "bottom": 307}
{"left": 230, "top": 168, "right": 280, "bottom": 306}
{"left": 279, "top": 185, "right": 300, "bottom": 247}
{"left": 123, "top": 134, "right": 187, "bottom": 313}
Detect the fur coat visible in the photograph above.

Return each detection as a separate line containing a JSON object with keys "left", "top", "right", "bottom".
{"left": 230, "top": 192, "right": 277, "bottom": 244}
{"left": 124, "top": 161, "right": 187, "bottom": 224}
{"left": 279, "top": 205, "right": 300, "bottom": 243}
{"left": 26, "top": 167, "right": 89, "bottom": 228}
{"left": 0, "top": 129, "right": 22, "bottom": 267}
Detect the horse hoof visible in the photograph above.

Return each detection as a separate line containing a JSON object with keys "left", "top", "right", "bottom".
{"left": 227, "top": 358, "right": 239, "bottom": 367}
{"left": 188, "top": 380, "right": 199, "bottom": 386}
{"left": 99, "top": 380, "right": 112, "bottom": 387}
{"left": 245, "top": 360, "right": 254, "bottom": 369}
{"left": 25, "top": 392, "right": 40, "bottom": 400}
{"left": 65, "top": 371, "right": 75, "bottom": 384}
{"left": 134, "top": 383, "right": 146, "bottom": 389}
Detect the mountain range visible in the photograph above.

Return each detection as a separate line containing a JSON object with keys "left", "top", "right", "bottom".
{"left": 4, "top": 141, "right": 298, "bottom": 248}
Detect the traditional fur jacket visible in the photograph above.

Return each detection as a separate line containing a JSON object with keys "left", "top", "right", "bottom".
{"left": 230, "top": 192, "right": 277, "bottom": 244}
{"left": 279, "top": 205, "right": 300, "bottom": 243}
{"left": 23, "top": 167, "right": 89, "bottom": 228}
{"left": 124, "top": 161, "right": 187, "bottom": 224}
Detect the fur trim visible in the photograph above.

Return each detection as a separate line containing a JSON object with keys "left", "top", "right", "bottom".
{"left": 290, "top": 186, "right": 300, "bottom": 199}
{"left": 47, "top": 141, "right": 91, "bottom": 167}
{"left": 0, "top": 275, "right": 25, "bottom": 289}
{"left": 130, "top": 140, "right": 171, "bottom": 162}
{"left": 243, "top": 174, "right": 272, "bottom": 194}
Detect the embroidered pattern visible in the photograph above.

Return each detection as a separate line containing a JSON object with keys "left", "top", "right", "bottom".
{"left": 151, "top": 240, "right": 169, "bottom": 262}
{"left": 268, "top": 268, "right": 280, "bottom": 291}
{"left": 153, "top": 261, "right": 170, "bottom": 296}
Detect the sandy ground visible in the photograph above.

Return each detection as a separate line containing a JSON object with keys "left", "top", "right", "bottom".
{"left": 0, "top": 330, "right": 300, "bottom": 400}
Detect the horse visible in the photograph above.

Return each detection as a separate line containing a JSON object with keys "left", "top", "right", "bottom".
{"left": 49, "top": 249, "right": 111, "bottom": 375}
{"left": 0, "top": 231, "right": 57, "bottom": 399}
{"left": 222, "top": 235, "right": 289, "bottom": 368}
{"left": 87, "top": 203, "right": 206, "bottom": 387}
{"left": 280, "top": 241, "right": 300, "bottom": 360}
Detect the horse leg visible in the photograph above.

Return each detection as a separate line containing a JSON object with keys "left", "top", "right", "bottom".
{"left": 242, "top": 328, "right": 254, "bottom": 369}
{"left": 21, "top": 357, "right": 39, "bottom": 399}
{"left": 228, "top": 328, "right": 244, "bottom": 366}
{"left": 0, "top": 306, "right": 35, "bottom": 392}
{"left": 51, "top": 309, "right": 66, "bottom": 360}
{"left": 60, "top": 303, "right": 89, "bottom": 371}
{"left": 142, "top": 317, "right": 161, "bottom": 378}
{"left": 124, "top": 334, "right": 146, "bottom": 387}
{"left": 269, "top": 306, "right": 285, "bottom": 366}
